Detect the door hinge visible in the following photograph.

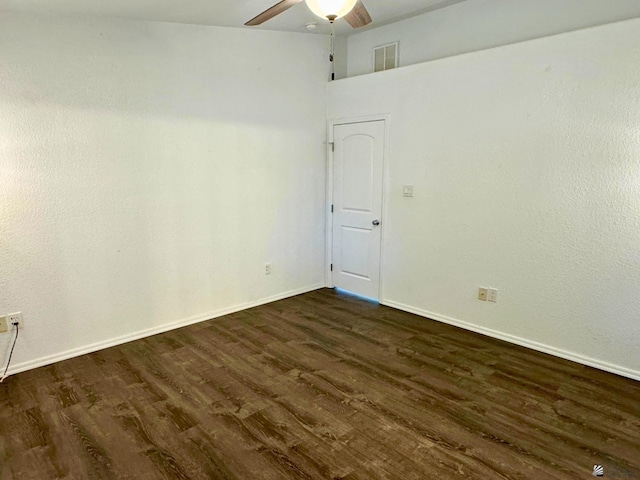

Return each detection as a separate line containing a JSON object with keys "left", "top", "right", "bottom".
{"left": 330, "top": 264, "right": 333, "bottom": 271}
{"left": 329, "top": 142, "right": 334, "bottom": 152}
{"left": 331, "top": 204, "right": 334, "bottom": 213}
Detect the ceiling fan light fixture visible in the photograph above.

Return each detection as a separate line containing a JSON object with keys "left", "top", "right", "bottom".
{"left": 305, "top": 0, "right": 358, "bottom": 21}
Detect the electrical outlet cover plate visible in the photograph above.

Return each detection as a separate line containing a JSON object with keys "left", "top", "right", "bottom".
{"left": 488, "top": 288, "right": 498, "bottom": 303}
{"left": 7, "top": 312, "right": 23, "bottom": 329}
{"left": 0, "top": 317, "right": 7, "bottom": 334}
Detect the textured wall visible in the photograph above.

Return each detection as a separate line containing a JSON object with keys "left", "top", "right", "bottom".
{"left": 0, "top": 13, "right": 328, "bottom": 373}
{"left": 329, "top": 18, "right": 640, "bottom": 378}
{"left": 347, "top": 0, "right": 640, "bottom": 77}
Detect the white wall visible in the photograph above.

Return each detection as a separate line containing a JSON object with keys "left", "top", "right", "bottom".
{"left": 0, "top": 12, "right": 328, "bottom": 374}
{"left": 347, "top": 0, "right": 640, "bottom": 77}
{"left": 329, "top": 18, "right": 640, "bottom": 379}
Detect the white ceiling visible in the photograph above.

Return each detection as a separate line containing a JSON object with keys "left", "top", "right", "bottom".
{"left": 0, "top": 0, "right": 467, "bottom": 35}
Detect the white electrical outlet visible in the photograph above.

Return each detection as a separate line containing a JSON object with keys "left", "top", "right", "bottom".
{"left": 0, "top": 317, "right": 7, "bottom": 334}
{"left": 488, "top": 288, "right": 498, "bottom": 303}
{"left": 7, "top": 312, "right": 23, "bottom": 329}
{"left": 265, "top": 263, "right": 272, "bottom": 275}
{"left": 403, "top": 185, "right": 414, "bottom": 198}
{"left": 478, "top": 288, "right": 488, "bottom": 301}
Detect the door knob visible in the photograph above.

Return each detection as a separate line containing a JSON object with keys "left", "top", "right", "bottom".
{"left": 372, "top": 220, "right": 380, "bottom": 226}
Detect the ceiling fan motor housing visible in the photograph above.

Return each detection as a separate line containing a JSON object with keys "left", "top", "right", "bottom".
{"left": 245, "top": 0, "right": 370, "bottom": 29}
{"left": 305, "top": 0, "right": 358, "bottom": 21}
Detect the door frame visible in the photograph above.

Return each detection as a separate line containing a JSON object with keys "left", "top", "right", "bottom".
{"left": 325, "top": 114, "right": 390, "bottom": 300}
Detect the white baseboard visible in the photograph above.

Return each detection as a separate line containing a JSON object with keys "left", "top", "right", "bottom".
{"left": 381, "top": 299, "right": 640, "bottom": 382}
{"left": 8, "top": 284, "right": 325, "bottom": 377}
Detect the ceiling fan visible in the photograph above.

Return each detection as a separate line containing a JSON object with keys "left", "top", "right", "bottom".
{"left": 245, "top": 0, "right": 372, "bottom": 29}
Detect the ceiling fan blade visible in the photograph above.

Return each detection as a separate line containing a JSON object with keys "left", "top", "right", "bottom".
{"left": 245, "top": 0, "right": 304, "bottom": 26}
{"left": 344, "top": 0, "right": 372, "bottom": 28}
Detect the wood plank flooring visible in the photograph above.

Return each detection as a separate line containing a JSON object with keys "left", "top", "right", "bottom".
{"left": 0, "top": 288, "right": 639, "bottom": 479}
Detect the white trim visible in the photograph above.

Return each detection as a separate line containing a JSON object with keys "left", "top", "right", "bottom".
{"left": 6, "top": 284, "right": 325, "bottom": 377}
{"left": 329, "top": 114, "right": 391, "bottom": 127}
{"left": 325, "top": 121, "right": 334, "bottom": 288}
{"left": 381, "top": 299, "right": 640, "bottom": 382}
{"left": 379, "top": 118, "right": 391, "bottom": 302}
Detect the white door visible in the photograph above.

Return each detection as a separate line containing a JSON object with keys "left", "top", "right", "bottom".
{"left": 332, "top": 120, "right": 385, "bottom": 299}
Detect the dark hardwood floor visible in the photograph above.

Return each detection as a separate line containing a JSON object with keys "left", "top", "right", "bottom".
{"left": 0, "top": 288, "right": 638, "bottom": 479}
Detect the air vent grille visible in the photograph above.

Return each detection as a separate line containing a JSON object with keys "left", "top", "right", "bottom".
{"left": 374, "top": 42, "right": 398, "bottom": 72}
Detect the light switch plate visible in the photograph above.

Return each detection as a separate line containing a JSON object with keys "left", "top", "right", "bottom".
{"left": 403, "top": 185, "right": 414, "bottom": 197}
{"left": 0, "top": 317, "right": 7, "bottom": 334}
